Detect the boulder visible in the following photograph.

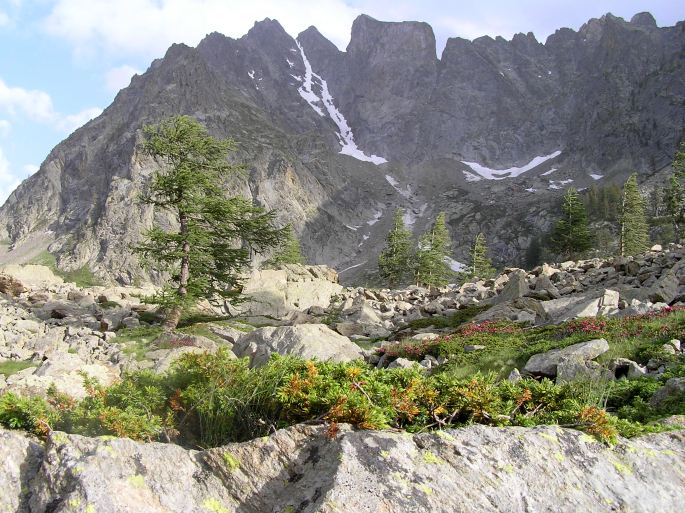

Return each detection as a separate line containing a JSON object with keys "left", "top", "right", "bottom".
{"left": 474, "top": 297, "right": 547, "bottom": 324}
{"left": 650, "top": 378, "right": 685, "bottom": 407}
{"left": 9, "top": 424, "right": 685, "bottom": 513}
{"left": 0, "top": 429, "right": 44, "bottom": 513}
{"left": 540, "top": 293, "right": 601, "bottom": 323}
{"left": 237, "top": 265, "right": 343, "bottom": 318}
{"left": 0, "top": 273, "right": 26, "bottom": 296}
{"left": 493, "top": 270, "right": 528, "bottom": 304}
{"left": 648, "top": 270, "right": 679, "bottom": 304}
{"left": 5, "top": 353, "right": 119, "bottom": 399}
{"left": 232, "top": 324, "right": 363, "bottom": 367}
{"left": 387, "top": 357, "right": 418, "bottom": 369}
{"left": 0, "top": 264, "right": 64, "bottom": 287}
{"left": 335, "top": 322, "right": 365, "bottom": 337}
{"left": 523, "top": 339, "right": 609, "bottom": 377}
{"left": 556, "top": 357, "right": 613, "bottom": 384}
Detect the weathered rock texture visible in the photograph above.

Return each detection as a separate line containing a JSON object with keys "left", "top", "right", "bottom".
{"left": 1, "top": 424, "right": 684, "bottom": 512}
{"left": 0, "top": 13, "right": 684, "bottom": 284}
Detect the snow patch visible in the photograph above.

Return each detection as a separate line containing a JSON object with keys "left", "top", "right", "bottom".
{"left": 541, "top": 168, "right": 557, "bottom": 176}
{"left": 461, "top": 151, "right": 562, "bottom": 181}
{"left": 286, "top": 59, "right": 294, "bottom": 68}
{"left": 345, "top": 224, "right": 362, "bottom": 231}
{"left": 339, "top": 261, "right": 366, "bottom": 274}
{"left": 445, "top": 257, "right": 466, "bottom": 272}
{"left": 463, "top": 171, "right": 482, "bottom": 182}
{"left": 590, "top": 173, "right": 604, "bottom": 180}
{"left": 290, "top": 74, "right": 302, "bottom": 82}
{"left": 248, "top": 70, "right": 255, "bottom": 79}
{"left": 525, "top": 188, "right": 537, "bottom": 192}
{"left": 549, "top": 179, "right": 574, "bottom": 190}
{"left": 403, "top": 203, "right": 428, "bottom": 227}
{"left": 385, "top": 175, "right": 413, "bottom": 199}
{"left": 296, "top": 41, "right": 387, "bottom": 165}
{"left": 367, "top": 209, "right": 383, "bottom": 226}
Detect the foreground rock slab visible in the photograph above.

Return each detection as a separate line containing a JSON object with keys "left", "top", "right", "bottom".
{"left": 2, "top": 424, "right": 684, "bottom": 513}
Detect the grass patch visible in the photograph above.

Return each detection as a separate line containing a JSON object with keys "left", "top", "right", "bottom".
{"left": 381, "top": 307, "right": 685, "bottom": 379}
{"left": 29, "top": 251, "right": 103, "bottom": 288}
{"left": 0, "top": 360, "right": 37, "bottom": 377}
{"left": 112, "top": 326, "right": 164, "bottom": 361}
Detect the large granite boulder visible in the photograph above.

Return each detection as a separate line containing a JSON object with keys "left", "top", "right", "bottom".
{"left": 1, "top": 424, "right": 683, "bottom": 512}
{"left": 523, "top": 338, "right": 610, "bottom": 378}
{"left": 237, "top": 265, "right": 343, "bottom": 318}
{"left": 232, "top": 324, "right": 363, "bottom": 367}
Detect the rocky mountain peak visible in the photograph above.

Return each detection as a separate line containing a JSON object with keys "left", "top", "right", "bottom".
{"left": 631, "top": 12, "right": 658, "bottom": 28}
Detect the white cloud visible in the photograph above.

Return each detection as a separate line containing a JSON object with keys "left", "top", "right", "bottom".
{"left": 104, "top": 65, "right": 141, "bottom": 93}
{"left": 0, "top": 147, "right": 33, "bottom": 205}
{"left": 0, "top": 77, "right": 101, "bottom": 133}
{"left": 42, "top": 0, "right": 361, "bottom": 57}
{"left": 0, "top": 78, "right": 56, "bottom": 123}
{"left": 56, "top": 107, "right": 103, "bottom": 133}
{"left": 23, "top": 164, "right": 39, "bottom": 175}
{"left": 0, "top": 120, "right": 10, "bottom": 137}
{"left": 0, "top": 10, "right": 9, "bottom": 26}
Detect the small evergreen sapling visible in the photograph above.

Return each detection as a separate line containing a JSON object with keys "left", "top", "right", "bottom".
{"left": 620, "top": 174, "right": 650, "bottom": 257}
{"left": 463, "top": 232, "right": 496, "bottom": 281}
{"left": 549, "top": 187, "right": 593, "bottom": 259}
{"left": 378, "top": 209, "right": 413, "bottom": 287}
{"left": 414, "top": 212, "right": 454, "bottom": 287}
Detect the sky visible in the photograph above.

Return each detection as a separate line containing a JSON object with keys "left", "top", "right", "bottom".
{"left": 0, "top": 0, "right": 683, "bottom": 204}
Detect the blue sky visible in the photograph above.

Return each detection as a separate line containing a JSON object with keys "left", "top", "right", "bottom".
{"left": 0, "top": 0, "right": 683, "bottom": 204}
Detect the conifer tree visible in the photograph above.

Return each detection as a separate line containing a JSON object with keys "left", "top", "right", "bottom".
{"left": 463, "top": 232, "right": 496, "bottom": 280}
{"left": 620, "top": 173, "right": 650, "bottom": 257}
{"left": 264, "top": 224, "right": 304, "bottom": 267}
{"left": 378, "top": 209, "right": 413, "bottom": 287}
{"left": 414, "top": 212, "right": 454, "bottom": 287}
{"left": 664, "top": 141, "right": 685, "bottom": 242}
{"left": 134, "top": 116, "right": 283, "bottom": 329}
{"left": 549, "top": 187, "right": 593, "bottom": 259}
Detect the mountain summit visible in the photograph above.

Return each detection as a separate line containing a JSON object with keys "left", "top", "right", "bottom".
{"left": 1, "top": 13, "right": 684, "bottom": 284}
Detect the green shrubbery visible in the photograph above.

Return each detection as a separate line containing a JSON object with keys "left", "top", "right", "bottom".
{"left": 1, "top": 348, "right": 682, "bottom": 447}
{"left": 382, "top": 308, "right": 685, "bottom": 378}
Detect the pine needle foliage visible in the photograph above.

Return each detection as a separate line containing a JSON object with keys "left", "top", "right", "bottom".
{"left": 619, "top": 174, "right": 650, "bottom": 257}
{"left": 463, "top": 232, "right": 496, "bottom": 281}
{"left": 378, "top": 209, "right": 413, "bottom": 287}
{"left": 264, "top": 224, "right": 305, "bottom": 268}
{"left": 414, "top": 212, "right": 454, "bottom": 287}
{"left": 134, "top": 116, "right": 283, "bottom": 328}
{"left": 550, "top": 187, "right": 593, "bottom": 259}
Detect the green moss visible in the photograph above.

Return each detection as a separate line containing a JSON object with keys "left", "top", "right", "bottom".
{"left": 422, "top": 451, "right": 444, "bottom": 465}
{"left": 0, "top": 360, "right": 37, "bottom": 376}
{"left": 222, "top": 451, "right": 240, "bottom": 471}
{"left": 112, "top": 326, "right": 164, "bottom": 361}
{"left": 127, "top": 474, "right": 146, "bottom": 488}
{"left": 202, "top": 498, "right": 231, "bottom": 513}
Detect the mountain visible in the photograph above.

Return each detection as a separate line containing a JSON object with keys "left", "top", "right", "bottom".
{"left": 0, "top": 12, "right": 684, "bottom": 284}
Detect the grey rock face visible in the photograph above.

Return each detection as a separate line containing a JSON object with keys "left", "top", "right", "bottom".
{"left": 1, "top": 14, "right": 684, "bottom": 284}
{"left": 2, "top": 424, "right": 685, "bottom": 513}
{"left": 232, "top": 324, "right": 363, "bottom": 367}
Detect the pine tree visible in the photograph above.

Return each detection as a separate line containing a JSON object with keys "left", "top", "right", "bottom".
{"left": 134, "top": 116, "right": 283, "bottom": 329}
{"left": 620, "top": 173, "right": 650, "bottom": 257}
{"left": 414, "top": 212, "right": 454, "bottom": 287}
{"left": 264, "top": 224, "right": 304, "bottom": 267}
{"left": 549, "top": 187, "right": 593, "bottom": 259}
{"left": 378, "top": 209, "right": 413, "bottom": 287}
{"left": 463, "top": 232, "right": 496, "bottom": 280}
{"left": 664, "top": 141, "right": 685, "bottom": 242}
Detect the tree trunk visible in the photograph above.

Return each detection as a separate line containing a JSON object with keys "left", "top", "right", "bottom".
{"left": 164, "top": 211, "right": 190, "bottom": 331}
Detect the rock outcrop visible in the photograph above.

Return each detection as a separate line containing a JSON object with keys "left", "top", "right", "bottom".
{"left": 233, "top": 324, "right": 363, "bottom": 367}
{"left": 1, "top": 424, "right": 684, "bottom": 512}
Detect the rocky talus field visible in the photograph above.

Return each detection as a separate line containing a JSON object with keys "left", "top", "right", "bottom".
{"left": 0, "top": 246, "right": 684, "bottom": 512}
